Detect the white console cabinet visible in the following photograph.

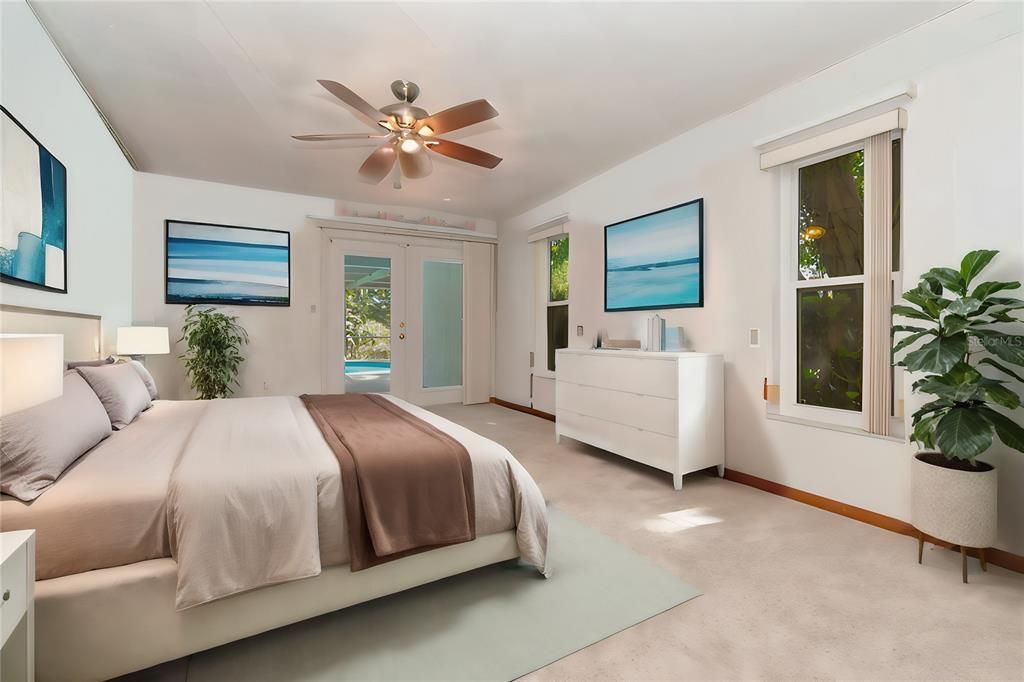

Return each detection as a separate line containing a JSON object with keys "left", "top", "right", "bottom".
{"left": 555, "top": 349, "right": 724, "bottom": 490}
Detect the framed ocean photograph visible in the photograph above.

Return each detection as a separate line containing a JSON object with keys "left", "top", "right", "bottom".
{"left": 605, "top": 198, "right": 704, "bottom": 312}
{"left": 165, "top": 220, "right": 290, "bottom": 306}
{"left": 1, "top": 105, "right": 68, "bottom": 293}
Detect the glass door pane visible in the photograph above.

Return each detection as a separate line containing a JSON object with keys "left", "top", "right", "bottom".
{"left": 422, "top": 261, "right": 463, "bottom": 388}
{"left": 344, "top": 255, "right": 392, "bottom": 394}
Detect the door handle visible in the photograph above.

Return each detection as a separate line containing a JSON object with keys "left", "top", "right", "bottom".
{"left": 399, "top": 333, "right": 406, "bottom": 340}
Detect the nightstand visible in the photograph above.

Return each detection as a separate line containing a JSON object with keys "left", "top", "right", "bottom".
{"left": 1, "top": 530, "right": 35, "bottom": 681}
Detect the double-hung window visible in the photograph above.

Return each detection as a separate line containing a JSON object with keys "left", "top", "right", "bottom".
{"left": 778, "top": 130, "right": 902, "bottom": 435}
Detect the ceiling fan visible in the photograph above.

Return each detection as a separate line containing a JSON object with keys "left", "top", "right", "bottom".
{"left": 293, "top": 79, "right": 502, "bottom": 188}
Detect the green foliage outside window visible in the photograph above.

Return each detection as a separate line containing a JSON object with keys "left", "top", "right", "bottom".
{"left": 798, "top": 286, "right": 863, "bottom": 411}
{"left": 549, "top": 237, "right": 569, "bottom": 302}
{"left": 346, "top": 287, "right": 391, "bottom": 360}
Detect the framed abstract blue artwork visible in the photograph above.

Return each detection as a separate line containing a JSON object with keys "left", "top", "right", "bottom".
{"left": 0, "top": 106, "right": 68, "bottom": 293}
{"left": 165, "top": 220, "right": 290, "bottom": 306}
{"left": 605, "top": 198, "right": 704, "bottom": 312}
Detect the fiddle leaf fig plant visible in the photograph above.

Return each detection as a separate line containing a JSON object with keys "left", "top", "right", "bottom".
{"left": 893, "top": 249, "right": 1024, "bottom": 463}
{"left": 179, "top": 304, "right": 249, "bottom": 400}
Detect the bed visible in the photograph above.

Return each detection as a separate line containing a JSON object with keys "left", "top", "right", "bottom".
{"left": 0, "top": 308, "right": 549, "bottom": 682}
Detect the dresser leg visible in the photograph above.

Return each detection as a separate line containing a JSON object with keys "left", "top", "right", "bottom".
{"left": 673, "top": 473, "right": 683, "bottom": 490}
{"left": 716, "top": 464, "right": 725, "bottom": 477}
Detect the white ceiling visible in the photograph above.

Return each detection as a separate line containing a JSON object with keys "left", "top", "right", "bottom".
{"left": 32, "top": 1, "right": 958, "bottom": 219}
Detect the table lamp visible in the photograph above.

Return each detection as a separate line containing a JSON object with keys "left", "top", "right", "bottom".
{"left": 116, "top": 326, "right": 170, "bottom": 362}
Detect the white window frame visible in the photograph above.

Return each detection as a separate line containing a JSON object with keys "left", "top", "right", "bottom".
{"left": 778, "top": 139, "right": 903, "bottom": 433}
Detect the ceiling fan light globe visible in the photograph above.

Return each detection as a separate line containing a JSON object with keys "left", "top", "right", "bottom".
{"left": 400, "top": 138, "right": 421, "bottom": 154}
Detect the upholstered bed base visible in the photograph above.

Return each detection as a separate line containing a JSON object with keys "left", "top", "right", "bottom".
{"left": 36, "top": 531, "right": 519, "bottom": 681}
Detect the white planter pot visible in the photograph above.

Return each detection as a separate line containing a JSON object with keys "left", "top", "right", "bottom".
{"left": 911, "top": 452, "right": 997, "bottom": 548}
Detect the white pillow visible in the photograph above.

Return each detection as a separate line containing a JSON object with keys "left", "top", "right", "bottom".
{"left": 76, "top": 364, "right": 152, "bottom": 429}
{"left": 126, "top": 360, "right": 159, "bottom": 400}
{"left": 0, "top": 373, "right": 112, "bottom": 501}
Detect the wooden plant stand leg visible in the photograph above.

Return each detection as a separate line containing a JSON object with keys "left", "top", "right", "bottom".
{"left": 979, "top": 548, "right": 988, "bottom": 572}
{"left": 918, "top": 533, "right": 924, "bottom": 564}
{"left": 961, "top": 546, "right": 968, "bottom": 584}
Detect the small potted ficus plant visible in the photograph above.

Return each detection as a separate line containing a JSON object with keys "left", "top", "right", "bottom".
{"left": 179, "top": 304, "right": 249, "bottom": 400}
{"left": 893, "top": 249, "right": 1024, "bottom": 581}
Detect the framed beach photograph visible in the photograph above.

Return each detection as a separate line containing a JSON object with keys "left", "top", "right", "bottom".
{"left": 1, "top": 105, "right": 68, "bottom": 293}
{"left": 165, "top": 220, "right": 290, "bottom": 306}
{"left": 604, "top": 198, "right": 704, "bottom": 312}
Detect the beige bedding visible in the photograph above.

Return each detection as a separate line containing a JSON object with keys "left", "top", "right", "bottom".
{"left": 1, "top": 394, "right": 548, "bottom": 609}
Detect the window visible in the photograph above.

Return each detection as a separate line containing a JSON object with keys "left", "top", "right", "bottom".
{"left": 780, "top": 134, "right": 901, "bottom": 433}
{"left": 547, "top": 236, "right": 569, "bottom": 371}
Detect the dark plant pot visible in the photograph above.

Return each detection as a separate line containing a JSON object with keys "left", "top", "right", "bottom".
{"left": 911, "top": 452, "right": 997, "bottom": 548}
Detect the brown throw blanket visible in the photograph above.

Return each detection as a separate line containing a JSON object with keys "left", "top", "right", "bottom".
{"left": 301, "top": 393, "right": 476, "bottom": 571}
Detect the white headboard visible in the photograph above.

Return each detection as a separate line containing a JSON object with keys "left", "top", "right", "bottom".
{"left": 0, "top": 304, "right": 103, "bottom": 362}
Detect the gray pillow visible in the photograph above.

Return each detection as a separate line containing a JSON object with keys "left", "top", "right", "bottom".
{"left": 66, "top": 355, "right": 116, "bottom": 370}
{"left": 125, "top": 360, "right": 159, "bottom": 400}
{"left": 76, "top": 364, "right": 152, "bottom": 429}
{"left": 0, "top": 373, "right": 113, "bottom": 502}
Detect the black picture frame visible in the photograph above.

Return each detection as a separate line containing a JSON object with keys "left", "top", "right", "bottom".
{"left": 604, "top": 198, "right": 704, "bottom": 312}
{"left": 0, "top": 105, "right": 69, "bottom": 294}
{"left": 164, "top": 219, "right": 291, "bottom": 306}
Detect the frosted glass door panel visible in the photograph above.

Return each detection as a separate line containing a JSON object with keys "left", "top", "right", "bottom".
{"left": 422, "top": 261, "right": 463, "bottom": 389}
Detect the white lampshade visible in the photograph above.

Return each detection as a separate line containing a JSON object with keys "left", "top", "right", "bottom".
{"left": 0, "top": 334, "right": 64, "bottom": 417}
{"left": 117, "top": 327, "right": 169, "bottom": 356}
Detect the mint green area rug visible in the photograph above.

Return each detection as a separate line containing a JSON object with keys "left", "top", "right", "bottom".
{"left": 188, "top": 509, "right": 700, "bottom": 681}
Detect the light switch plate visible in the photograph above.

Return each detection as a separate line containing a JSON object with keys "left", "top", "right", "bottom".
{"left": 576, "top": 325, "right": 584, "bottom": 336}
{"left": 749, "top": 328, "right": 761, "bottom": 347}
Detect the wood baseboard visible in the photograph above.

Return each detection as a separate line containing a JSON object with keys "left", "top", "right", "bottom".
{"left": 723, "top": 468, "right": 1024, "bottom": 575}
{"left": 489, "top": 397, "right": 556, "bottom": 422}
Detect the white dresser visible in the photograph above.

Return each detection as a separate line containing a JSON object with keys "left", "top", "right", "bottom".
{"left": 555, "top": 349, "right": 724, "bottom": 489}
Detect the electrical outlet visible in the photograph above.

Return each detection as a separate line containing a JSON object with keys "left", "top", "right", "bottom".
{"left": 576, "top": 325, "right": 584, "bottom": 336}
{"left": 310, "top": 304, "right": 317, "bottom": 313}
{"left": 263, "top": 381, "right": 270, "bottom": 393}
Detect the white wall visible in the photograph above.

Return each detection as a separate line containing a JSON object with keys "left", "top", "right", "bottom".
{"left": 132, "top": 173, "right": 333, "bottom": 399}
{"left": 132, "top": 172, "right": 495, "bottom": 400}
{"left": 496, "top": 4, "right": 1024, "bottom": 554}
{"left": 0, "top": 0, "right": 134, "bottom": 349}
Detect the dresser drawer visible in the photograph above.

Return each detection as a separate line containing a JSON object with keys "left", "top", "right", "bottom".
{"left": 0, "top": 542, "right": 28, "bottom": 647}
{"left": 557, "top": 353, "right": 677, "bottom": 399}
{"left": 558, "top": 408, "right": 677, "bottom": 474}
{"left": 556, "top": 381, "right": 678, "bottom": 437}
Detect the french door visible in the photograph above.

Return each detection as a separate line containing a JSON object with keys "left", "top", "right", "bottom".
{"left": 326, "top": 236, "right": 464, "bottom": 405}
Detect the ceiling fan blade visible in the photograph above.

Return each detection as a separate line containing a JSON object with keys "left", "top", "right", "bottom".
{"left": 427, "top": 138, "right": 502, "bottom": 169}
{"left": 418, "top": 99, "right": 498, "bottom": 135}
{"left": 292, "top": 133, "right": 388, "bottom": 141}
{"left": 399, "top": 146, "right": 433, "bottom": 179}
{"left": 358, "top": 142, "right": 397, "bottom": 184}
{"left": 317, "top": 80, "right": 388, "bottom": 130}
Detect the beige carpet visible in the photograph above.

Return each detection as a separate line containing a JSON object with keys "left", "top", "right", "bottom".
{"left": 124, "top": 402, "right": 1024, "bottom": 681}
{"left": 430, "top": 403, "right": 1024, "bottom": 681}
